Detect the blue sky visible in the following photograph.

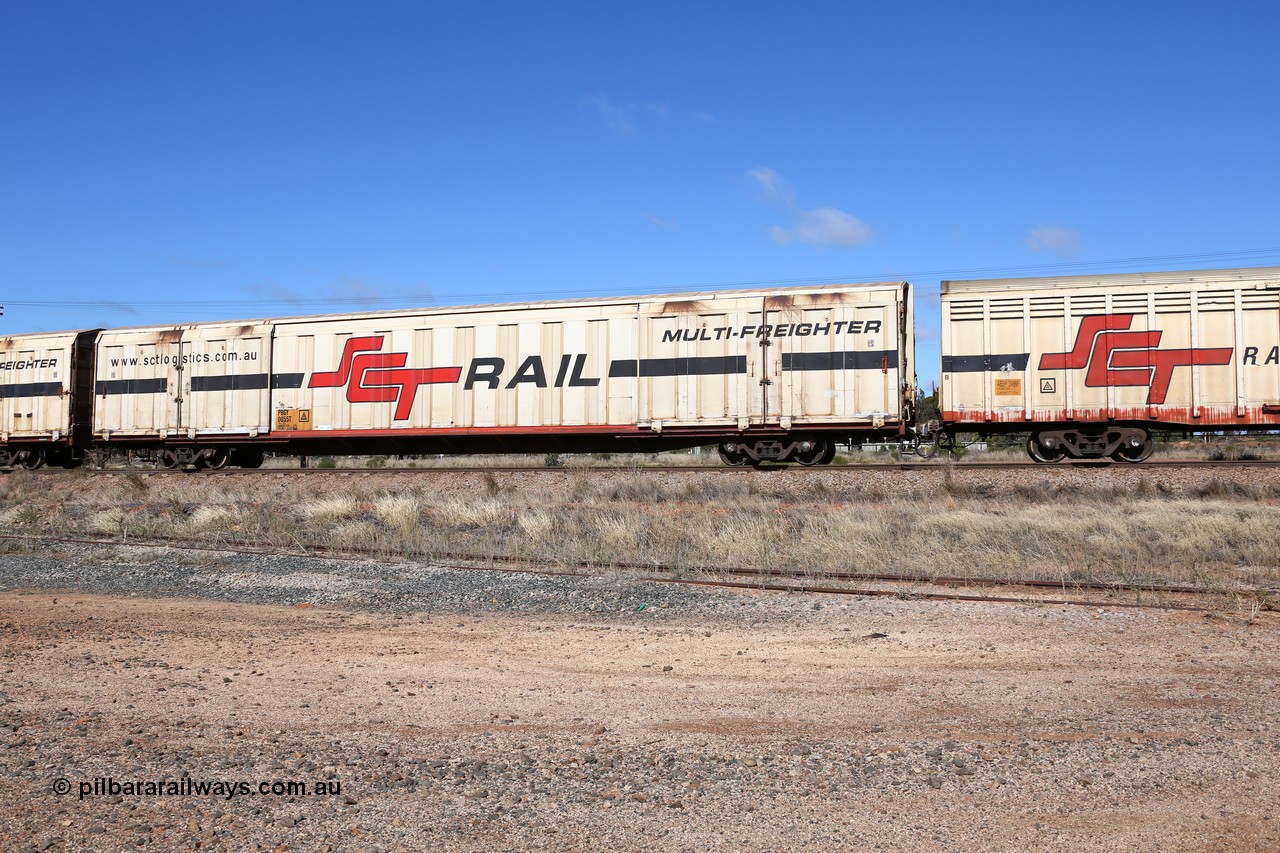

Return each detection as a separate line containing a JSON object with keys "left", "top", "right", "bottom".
{"left": 3, "top": 2, "right": 1278, "bottom": 387}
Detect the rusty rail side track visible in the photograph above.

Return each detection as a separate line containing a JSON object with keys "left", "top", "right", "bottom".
{"left": 1, "top": 533, "right": 1265, "bottom": 613}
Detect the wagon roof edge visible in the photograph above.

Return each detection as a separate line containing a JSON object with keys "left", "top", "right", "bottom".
{"left": 81, "top": 281, "right": 912, "bottom": 334}
{"left": 940, "top": 264, "right": 1280, "bottom": 295}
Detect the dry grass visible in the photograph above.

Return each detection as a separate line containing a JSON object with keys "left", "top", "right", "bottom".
{"left": 433, "top": 498, "right": 510, "bottom": 529}
{"left": 374, "top": 494, "right": 422, "bottom": 539}
{"left": 299, "top": 495, "right": 360, "bottom": 524}
{"left": 184, "top": 505, "right": 242, "bottom": 532}
{"left": 4, "top": 467, "right": 1279, "bottom": 606}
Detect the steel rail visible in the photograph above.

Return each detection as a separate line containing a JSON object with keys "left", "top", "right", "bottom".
{"left": 650, "top": 576, "right": 1219, "bottom": 611}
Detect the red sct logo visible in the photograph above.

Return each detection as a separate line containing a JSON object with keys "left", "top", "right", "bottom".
{"left": 309, "top": 336, "right": 462, "bottom": 420}
{"left": 1039, "top": 315, "right": 1232, "bottom": 405}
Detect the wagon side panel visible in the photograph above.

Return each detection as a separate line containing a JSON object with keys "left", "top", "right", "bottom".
{"left": 939, "top": 293, "right": 991, "bottom": 422}
{"left": 183, "top": 324, "right": 274, "bottom": 436}
{"left": 0, "top": 332, "right": 83, "bottom": 446}
{"left": 93, "top": 329, "right": 174, "bottom": 439}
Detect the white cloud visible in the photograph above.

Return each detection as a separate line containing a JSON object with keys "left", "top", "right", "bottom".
{"left": 643, "top": 212, "right": 673, "bottom": 229}
{"left": 1026, "top": 224, "right": 1084, "bottom": 259}
{"left": 749, "top": 166, "right": 873, "bottom": 248}
{"left": 749, "top": 166, "right": 794, "bottom": 205}
{"left": 579, "top": 94, "right": 668, "bottom": 137}
{"left": 769, "top": 207, "right": 873, "bottom": 248}
{"left": 580, "top": 94, "right": 634, "bottom": 136}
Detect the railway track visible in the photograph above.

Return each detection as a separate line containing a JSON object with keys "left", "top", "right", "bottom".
{"left": 16, "top": 458, "right": 1280, "bottom": 476}
{"left": 3, "top": 532, "right": 1268, "bottom": 613}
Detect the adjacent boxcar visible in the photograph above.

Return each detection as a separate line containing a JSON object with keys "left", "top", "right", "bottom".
{"left": 940, "top": 266, "right": 1280, "bottom": 461}
{"left": 0, "top": 330, "right": 98, "bottom": 468}
{"left": 93, "top": 322, "right": 276, "bottom": 468}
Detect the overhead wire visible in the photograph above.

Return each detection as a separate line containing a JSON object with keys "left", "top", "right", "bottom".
{"left": 6, "top": 245, "right": 1280, "bottom": 314}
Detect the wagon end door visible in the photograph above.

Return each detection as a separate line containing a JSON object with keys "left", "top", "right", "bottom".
{"left": 171, "top": 338, "right": 191, "bottom": 434}
{"left": 744, "top": 299, "right": 784, "bottom": 427}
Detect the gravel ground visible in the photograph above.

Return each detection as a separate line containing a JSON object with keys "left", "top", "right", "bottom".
{"left": 1, "top": 542, "right": 1278, "bottom": 851}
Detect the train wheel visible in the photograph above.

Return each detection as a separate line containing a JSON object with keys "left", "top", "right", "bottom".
{"left": 205, "top": 448, "right": 231, "bottom": 470}
{"left": 157, "top": 450, "right": 181, "bottom": 470}
{"left": 796, "top": 439, "right": 831, "bottom": 467}
{"left": 1026, "top": 434, "right": 1067, "bottom": 464}
{"left": 1112, "top": 433, "right": 1154, "bottom": 463}
{"left": 17, "top": 449, "right": 46, "bottom": 471}
{"left": 936, "top": 431, "right": 958, "bottom": 456}
{"left": 819, "top": 442, "right": 837, "bottom": 465}
{"left": 718, "top": 444, "right": 749, "bottom": 466}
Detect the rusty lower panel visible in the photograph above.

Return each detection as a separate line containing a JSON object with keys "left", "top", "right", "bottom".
{"left": 943, "top": 404, "right": 1280, "bottom": 429}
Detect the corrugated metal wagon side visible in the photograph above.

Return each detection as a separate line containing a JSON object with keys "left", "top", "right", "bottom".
{"left": 0, "top": 330, "right": 98, "bottom": 469}
{"left": 265, "top": 282, "right": 915, "bottom": 465}
{"left": 940, "top": 266, "right": 1280, "bottom": 462}
{"left": 92, "top": 322, "right": 276, "bottom": 468}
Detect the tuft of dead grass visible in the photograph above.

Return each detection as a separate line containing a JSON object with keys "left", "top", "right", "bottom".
{"left": 374, "top": 494, "right": 422, "bottom": 539}
{"left": 434, "top": 498, "right": 510, "bottom": 529}
{"left": 299, "top": 495, "right": 360, "bottom": 524}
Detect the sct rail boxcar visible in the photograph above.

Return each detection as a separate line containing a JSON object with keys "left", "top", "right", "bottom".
{"left": 90, "top": 282, "right": 915, "bottom": 467}
{"left": 93, "top": 321, "right": 276, "bottom": 469}
{"left": 940, "top": 266, "right": 1280, "bottom": 462}
{"left": 0, "top": 330, "right": 97, "bottom": 469}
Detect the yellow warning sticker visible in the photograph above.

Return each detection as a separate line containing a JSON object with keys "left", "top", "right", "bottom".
{"left": 994, "top": 378, "right": 1022, "bottom": 397}
{"left": 274, "top": 408, "right": 313, "bottom": 431}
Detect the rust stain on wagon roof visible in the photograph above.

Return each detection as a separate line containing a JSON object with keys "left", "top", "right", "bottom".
{"left": 765, "top": 292, "right": 854, "bottom": 310}
{"left": 660, "top": 300, "right": 709, "bottom": 314}
{"left": 660, "top": 289, "right": 865, "bottom": 314}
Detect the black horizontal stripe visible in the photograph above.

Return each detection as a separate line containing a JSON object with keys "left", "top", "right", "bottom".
{"left": 97, "top": 378, "right": 168, "bottom": 395}
{"left": 0, "top": 381, "right": 63, "bottom": 399}
{"left": 271, "top": 373, "right": 306, "bottom": 389}
{"left": 191, "top": 373, "right": 270, "bottom": 392}
{"left": 608, "top": 356, "right": 747, "bottom": 378}
{"left": 941, "top": 354, "right": 1031, "bottom": 373}
{"left": 782, "top": 350, "right": 900, "bottom": 371}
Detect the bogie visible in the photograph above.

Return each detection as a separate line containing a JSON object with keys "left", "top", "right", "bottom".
{"left": 1024, "top": 427, "right": 1152, "bottom": 463}
{"left": 718, "top": 436, "right": 840, "bottom": 466}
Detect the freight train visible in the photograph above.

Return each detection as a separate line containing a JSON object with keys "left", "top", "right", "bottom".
{"left": 1, "top": 265, "right": 1277, "bottom": 469}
